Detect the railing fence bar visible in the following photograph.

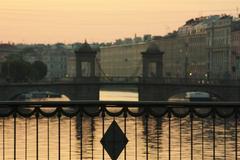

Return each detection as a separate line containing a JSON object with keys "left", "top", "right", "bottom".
{"left": 36, "top": 113, "right": 39, "bottom": 160}
{"left": 190, "top": 113, "right": 193, "bottom": 160}
{"left": 202, "top": 119, "right": 204, "bottom": 160}
{"left": 235, "top": 114, "right": 238, "bottom": 160}
{"left": 14, "top": 114, "right": 16, "bottom": 160}
{"left": 47, "top": 118, "right": 50, "bottom": 160}
{"left": 224, "top": 118, "right": 226, "bottom": 160}
{"left": 213, "top": 114, "right": 216, "bottom": 160}
{"left": 135, "top": 117, "right": 137, "bottom": 160}
{"left": 69, "top": 118, "right": 71, "bottom": 160}
{"left": 58, "top": 114, "right": 61, "bottom": 160}
{"left": 91, "top": 117, "right": 94, "bottom": 160}
{"left": 179, "top": 117, "right": 182, "bottom": 160}
{"left": 157, "top": 118, "right": 160, "bottom": 160}
{"left": 80, "top": 114, "right": 83, "bottom": 160}
{"left": 102, "top": 110, "right": 105, "bottom": 160}
{"left": 168, "top": 112, "right": 171, "bottom": 160}
{"left": 2, "top": 118, "right": 5, "bottom": 160}
{"left": 124, "top": 113, "right": 127, "bottom": 160}
{"left": 25, "top": 118, "right": 28, "bottom": 160}
{"left": 145, "top": 115, "right": 149, "bottom": 160}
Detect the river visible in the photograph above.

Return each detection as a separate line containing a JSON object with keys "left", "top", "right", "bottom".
{"left": 0, "top": 89, "right": 237, "bottom": 159}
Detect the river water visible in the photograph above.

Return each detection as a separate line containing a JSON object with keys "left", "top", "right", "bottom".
{"left": 0, "top": 90, "right": 238, "bottom": 159}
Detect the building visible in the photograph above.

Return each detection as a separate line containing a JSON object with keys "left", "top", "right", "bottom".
{"left": 231, "top": 20, "right": 240, "bottom": 79}
{"left": 100, "top": 42, "right": 148, "bottom": 77}
{"left": 207, "top": 15, "right": 232, "bottom": 79}
{"left": 66, "top": 51, "right": 76, "bottom": 78}
{"left": 99, "top": 15, "right": 240, "bottom": 80}
{"left": 41, "top": 45, "right": 68, "bottom": 80}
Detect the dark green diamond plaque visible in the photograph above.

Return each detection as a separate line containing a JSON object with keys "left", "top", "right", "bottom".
{"left": 100, "top": 120, "right": 128, "bottom": 160}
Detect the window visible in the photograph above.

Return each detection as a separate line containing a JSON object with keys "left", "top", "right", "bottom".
{"left": 81, "top": 62, "right": 91, "bottom": 77}
{"left": 148, "top": 62, "right": 157, "bottom": 77}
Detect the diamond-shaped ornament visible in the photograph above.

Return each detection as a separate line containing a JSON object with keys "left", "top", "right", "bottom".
{"left": 101, "top": 120, "right": 128, "bottom": 160}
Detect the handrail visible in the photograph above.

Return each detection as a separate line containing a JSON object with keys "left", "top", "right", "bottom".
{"left": 0, "top": 100, "right": 240, "bottom": 107}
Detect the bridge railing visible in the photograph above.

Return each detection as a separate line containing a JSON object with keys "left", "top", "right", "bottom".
{"left": 0, "top": 101, "right": 240, "bottom": 159}
{"left": 140, "top": 77, "right": 240, "bottom": 85}
{"left": 2, "top": 76, "right": 240, "bottom": 86}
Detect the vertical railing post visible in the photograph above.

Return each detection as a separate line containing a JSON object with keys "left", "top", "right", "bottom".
{"left": 123, "top": 108, "right": 127, "bottom": 160}
{"left": 13, "top": 108, "right": 17, "bottom": 160}
{"left": 212, "top": 109, "right": 216, "bottom": 160}
{"left": 47, "top": 117, "right": 50, "bottom": 160}
{"left": 57, "top": 108, "right": 62, "bottom": 160}
{"left": 168, "top": 110, "right": 171, "bottom": 160}
{"left": 202, "top": 119, "right": 204, "bottom": 160}
{"left": 91, "top": 117, "right": 94, "bottom": 160}
{"left": 235, "top": 111, "right": 238, "bottom": 160}
{"left": 135, "top": 117, "right": 137, "bottom": 160}
{"left": 2, "top": 118, "right": 5, "bottom": 160}
{"left": 157, "top": 118, "right": 160, "bottom": 160}
{"left": 79, "top": 109, "right": 83, "bottom": 160}
{"left": 36, "top": 108, "right": 39, "bottom": 160}
{"left": 145, "top": 107, "right": 149, "bottom": 160}
{"left": 101, "top": 107, "right": 105, "bottom": 160}
{"left": 69, "top": 118, "right": 72, "bottom": 160}
{"left": 25, "top": 118, "right": 28, "bottom": 160}
{"left": 179, "top": 117, "right": 182, "bottom": 160}
{"left": 190, "top": 110, "right": 194, "bottom": 160}
{"left": 224, "top": 118, "right": 226, "bottom": 160}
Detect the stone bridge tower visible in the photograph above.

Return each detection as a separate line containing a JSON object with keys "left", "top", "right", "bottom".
{"left": 139, "top": 43, "right": 165, "bottom": 101}
{"left": 72, "top": 41, "right": 99, "bottom": 100}
{"left": 141, "top": 43, "right": 164, "bottom": 78}
{"left": 75, "top": 41, "right": 97, "bottom": 78}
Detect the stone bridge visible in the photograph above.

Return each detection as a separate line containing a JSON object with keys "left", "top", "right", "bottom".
{"left": 1, "top": 78, "right": 240, "bottom": 101}
{"left": 1, "top": 42, "right": 240, "bottom": 101}
{"left": 139, "top": 79, "right": 240, "bottom": 101}
{"left": 0, "top": 79, "right": 99, "bottom": 101}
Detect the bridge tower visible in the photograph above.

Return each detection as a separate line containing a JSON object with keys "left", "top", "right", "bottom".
{"left": 72, "top": 41, "right": 99, "bottom": 100}
{"left": 139, "top": 43, "right": 165, "bottom": 101}
{"left": 75, "top": 41, "right": 97, "bottom": 78}
{"left": 141, "top": 43, "right": 164, "bottom": 78}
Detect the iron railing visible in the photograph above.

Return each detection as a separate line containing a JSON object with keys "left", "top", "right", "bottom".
{"left": 0, "top": 101, "right": 240, "bottom": 159}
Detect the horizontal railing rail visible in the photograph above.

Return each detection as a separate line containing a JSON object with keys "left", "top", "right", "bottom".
{"left": 2, "top": 77, "right": 240, "bottom": 86}
{"left": 0, "top": 101, "right": 240, "bottom": 159}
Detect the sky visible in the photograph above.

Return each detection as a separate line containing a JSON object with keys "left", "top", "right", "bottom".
{"left": 0, "top": 0, "right": 239, "bottom": 44}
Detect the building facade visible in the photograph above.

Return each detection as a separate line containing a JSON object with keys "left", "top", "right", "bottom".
{"left": 207, "top": 16, "right": 232, "bottom": 79}
{"left": 41, "top": 45, "right": 68, "bottom": 80}
{"left": 100, "top": 42, "right": 148, "bottom": 77}
{"left": 231, "top": 20, "right": 240, "bottom": 79}
{"left": 99, "top": 15, "right": 240, "bottom": 80}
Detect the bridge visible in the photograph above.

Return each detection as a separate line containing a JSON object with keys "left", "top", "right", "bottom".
{"left": 1, "top": 77, "right": 240, "bottom": 101}
{"left": 1, "top": 42, "right": 240, "bottom": 101}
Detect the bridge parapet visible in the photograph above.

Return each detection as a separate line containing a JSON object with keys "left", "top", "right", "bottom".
{"left": 139, "top": 77, "right": 240, "bottom": 86}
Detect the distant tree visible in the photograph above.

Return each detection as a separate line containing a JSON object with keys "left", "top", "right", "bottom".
{"left": 1, "top": 59, "right": 31, "bottom": 82}
{"left": 29, "top": 61, "right": 47, "bottom": 81}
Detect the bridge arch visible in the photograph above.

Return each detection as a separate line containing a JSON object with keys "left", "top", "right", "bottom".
{"left": 166, "top": 88, "right": 224, "bottom": 101}
{"left": 9, "top": 90, "right": 72, "bottom": 101}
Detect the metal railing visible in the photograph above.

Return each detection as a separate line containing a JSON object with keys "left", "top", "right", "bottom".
{"left": 3, "top": 77, "right": 240, "bottom": 86}
{"left": 0, "top": 101, "right": 240, "bottom": 159}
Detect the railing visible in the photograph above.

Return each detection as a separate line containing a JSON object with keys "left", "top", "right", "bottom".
{"left": 0, "top": 101, "right": 240, "bottom": 159}
{"left": 2, "top": 77, "right": 240, "bottom": 87}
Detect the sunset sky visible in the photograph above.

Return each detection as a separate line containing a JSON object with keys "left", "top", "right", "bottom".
{"left": 0, "top": 0, "right": 239, "bottom": 44}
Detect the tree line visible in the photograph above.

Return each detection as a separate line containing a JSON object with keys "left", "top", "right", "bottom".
{"left": 0, "top": 54, "right": 47, "bottom": 82}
